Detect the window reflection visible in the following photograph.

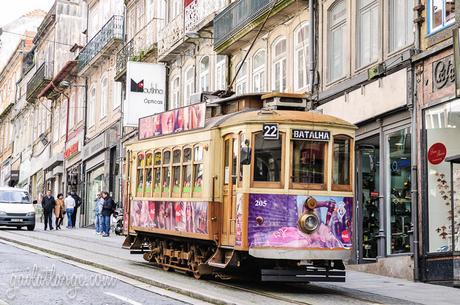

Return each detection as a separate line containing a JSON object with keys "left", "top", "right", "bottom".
{"left": 253, "top": 133, "right": 282, "bottom": 182}
{"left": 292, "top": 141, "right": 325, "bottom": 184}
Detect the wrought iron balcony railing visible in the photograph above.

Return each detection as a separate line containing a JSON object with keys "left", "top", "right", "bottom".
{"left": 185, "top": 0, "right": 226, "bottom": 32}
{"left": 115, "top": 20, "right": 157, "bottom": 78}
{"left": 26, "top": 62, "right": 54, "bottom": 102}
{"left": 214, "top": 0, "right": 291, "bottom": 49}
{"left": 78, "top": 15, "right": 124, "bottom": 72}
{"left": 158, "top": 12, "right": 185, "bottom": 59}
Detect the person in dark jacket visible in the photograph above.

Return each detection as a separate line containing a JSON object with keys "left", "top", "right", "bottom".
{"left": 70, "top": 192, "right": 82, "bottom": 228}
{"left": 42, "top": 190, "right": 56, "bottom": 230}
{"left": 101, "top": 191, "right": 115, "bottom": 237}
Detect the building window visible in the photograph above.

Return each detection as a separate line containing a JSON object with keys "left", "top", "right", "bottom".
{"left": 235, "top": 60, "right": 248, "bottom": 95}
{"left": 389, "top": 0, "right": 413, "bottom": 52}
{"left": 386, "top": 127, "right": 412, "bottom": 255}
{"left": 170, "top": 76, "right": 180, "bottom": 109}
{"left": 184, "top": 66, "right": 194, "bottom": 106}
{"left": 100, "top": 74, "right": 108, "bottom": 119}
{"left": 294, "top": 23, "right": 309, "bottom": 91}
{"left": 357, "top": 0, "right": 380, "bottom": 68}
{"left": 113, "top": 80, "right": 121, "bottom": 110}
{"left": 199, "top": 56, "right": 210, "bottom": 92}
{"left": 425, "top": 99, "right": 460, "bottom": 253}
{"left": 252, "top": 49, "right": 265, "bottom": 93}
{"left": 272, "top": 37, "right": 287, "bottom": 92}
{"left": 215, "top": 56, "right": 227, "bottom": 91}
{"left": 88, "top": 86, "right": 96, "bottom": 127}
{"left": 429, "top": 0, "right": 455, "bottom": 33}
{"left": 328, "top": 0, "right": 347, "bottom": 82}
{"left": 60, "top": 101, "right": 66, "bottom": 139}
{"left": 53, "top": 106, "right": 60, "bottom": 143}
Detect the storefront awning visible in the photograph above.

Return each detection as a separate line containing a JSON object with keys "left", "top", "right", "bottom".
{"left": 445, "top": 155, "right": 460, "bottom": 164}
{"left": 43, "top": 154, "right": 64, "bottom": 171}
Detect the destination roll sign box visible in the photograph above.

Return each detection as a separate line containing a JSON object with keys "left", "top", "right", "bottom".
{"left": 292, "top": 129, "right": 331, "bottom": 141}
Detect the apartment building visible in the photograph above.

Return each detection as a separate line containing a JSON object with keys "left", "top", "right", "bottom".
{"left": 77, "top": 0, "right": 124, "bottom": 226}
{"left": 25, "top": 0, "right": 85, "bottom": 202}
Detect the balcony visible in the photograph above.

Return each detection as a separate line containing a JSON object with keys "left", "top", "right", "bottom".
{"left": 185, "top": 0, "right": 227, "bottom": 32}
{"left": 78, "top": 15, "right": 124, "bottom": 74}
{"left": 157, "top": 13, "right": 185, "bottom": 61}
{"left": 213, "top": 0, "right": 298, "bottom": 54}
{"left": 26, "top": 62, "right": 54, "bottom": 102}
{"left": 115, "top": 20, "right": 157, "bottom": 80}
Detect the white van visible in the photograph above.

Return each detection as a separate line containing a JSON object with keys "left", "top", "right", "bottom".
{"left": 0, "top": 187, "right": 35, "bottom": 231}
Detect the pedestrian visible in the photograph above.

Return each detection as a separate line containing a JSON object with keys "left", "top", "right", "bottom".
{"left": 54, "top": 193, "right": 65, "bottom": 230}
{"left": 101, "top": 191, "right": 115, "bottom": 237}
{"left": 94, "top": 193, "right": 104, "bottom": 235}
{"left": 41, "top": 190, "right": 55, "bottom": 231}
{"left": 70, "top": 191, "right": 82, "bottom": 228}
{"left": 64, "top": 193, "right": 76, "bottom": 229}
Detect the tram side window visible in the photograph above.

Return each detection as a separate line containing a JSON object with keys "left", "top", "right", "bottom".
{"left": 193, "top": 145, "right": 204, "bottom": 194}
{"left": 333, "top": 136, "right": 351, "bottom": 188}
{"left": 153, "top": 151, "right": 161, "bottom": 194}
{"left": 183, "top": 148, "right": 192, "bottom": 194}
{"left": 137, "top": 153, "right": 145, "bottom": 195}
{"left": 162, "top": 150, "right": 171, "bottom": 195}
{"left": 172, "top": 149, "right": 182, "bottom": 194}
{"left": 145, "top": 152, "right": 153, "bottom": 195}
{"left": 292, "top": 140, "right": 326, "bottom": 186}
{"left": 253, "top": 132, "right": 283, "bottom": 183}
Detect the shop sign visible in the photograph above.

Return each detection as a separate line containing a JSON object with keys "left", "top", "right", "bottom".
{"left": 292, "top": 129, "right": 330, "bottom": 141}
{"left": 64, "top": 142, "right": 79, "bottom": 159}
{"left": 433, "top": 55, "right": 455, "bottom": 91}
{"left": 124, "top": 62, "right": 166, "bottom": 127}
{"left": 138, "top": 102, "right": 206, "bottom": 140}
{"left": 428, "top": 142, "right": 447, "bottom": 165}
{"left": 82, "top": 133, "right": 106, "bottom": 161}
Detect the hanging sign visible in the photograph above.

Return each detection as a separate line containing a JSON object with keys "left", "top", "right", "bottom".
{"left": 292, "top": 129, "right": 330, "bottom": 141}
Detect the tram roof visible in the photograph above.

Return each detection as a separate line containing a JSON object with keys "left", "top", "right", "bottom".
{"left": 213, "top": 109, "right": 356, "bottom": 130}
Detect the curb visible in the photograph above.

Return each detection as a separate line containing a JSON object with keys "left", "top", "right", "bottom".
{"left": 0, "top": 235, "right": 233, "bottom": 305}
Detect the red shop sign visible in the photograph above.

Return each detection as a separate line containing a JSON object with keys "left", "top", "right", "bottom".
{"left": 428, "top": 142, "right": 447, "bottom": 165}
{"left": 64, "top": 142, "right": 79, "bottom": 159}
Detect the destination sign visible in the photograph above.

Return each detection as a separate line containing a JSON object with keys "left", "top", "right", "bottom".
{"left": 292, "top": 129, "right": 330, "bottom": 141}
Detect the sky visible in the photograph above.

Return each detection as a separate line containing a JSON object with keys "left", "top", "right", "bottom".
{"left": 0, "top": 0, "right": 55, "bottom": 27}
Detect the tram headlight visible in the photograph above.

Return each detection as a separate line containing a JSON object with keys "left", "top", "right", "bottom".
{"left": 298, "top": 213, "right": 319, "bottom": 234}
{"left": 304, "top": 196, "right": 317, "bottom": 210}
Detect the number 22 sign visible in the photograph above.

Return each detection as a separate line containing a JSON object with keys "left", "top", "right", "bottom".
{"left": 263, "top": 123, "right": 279, "bottom": 140}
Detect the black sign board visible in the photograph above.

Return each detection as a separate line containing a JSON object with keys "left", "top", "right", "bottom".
{"left": 263, "top": 123, "right": 279, "bottom": 140}
{"left": 292, "top": 129, "right": 330, "bottom": 141}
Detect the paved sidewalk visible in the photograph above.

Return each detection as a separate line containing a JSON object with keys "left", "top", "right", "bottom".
{"left": 0, "top": 227, "right": 459, "bottom": 305}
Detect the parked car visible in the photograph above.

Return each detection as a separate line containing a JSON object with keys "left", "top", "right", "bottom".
{"left": 0, "top": 187, "right": 35, "bottom": 231}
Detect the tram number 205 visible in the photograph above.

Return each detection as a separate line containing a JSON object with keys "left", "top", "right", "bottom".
{"left": 263, "top": 123, "right": 279, "bottom": 140}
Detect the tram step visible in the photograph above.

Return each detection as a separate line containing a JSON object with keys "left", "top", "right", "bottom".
{"left": 260, "top": 269, "right": 346, "bottom": 282}
{"left": 207, "top": 262, "right": 227, "bottom": 268}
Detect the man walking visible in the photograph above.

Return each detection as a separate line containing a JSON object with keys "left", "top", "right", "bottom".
{"left": 101, "top": 191, "right": 115, "bottom": 237}
{"left": 94, "top": 193, "right": 104, "bottom": 234}
{"left": 70, "top": 192, "right": 82, "bottom": 228}
{"left": 42, "top": 190, "right": 55, "bottom": 231}
{"left": 64, "top": 193, "right": 76, "bottom": 229}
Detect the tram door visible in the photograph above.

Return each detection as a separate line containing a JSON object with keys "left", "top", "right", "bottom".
{"left": 222, "top": 135, "right": 238, "bottom": 246}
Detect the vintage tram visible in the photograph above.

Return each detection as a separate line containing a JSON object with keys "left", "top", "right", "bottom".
{"left": 123, "top": 93, "right": 356, "bottom": 282}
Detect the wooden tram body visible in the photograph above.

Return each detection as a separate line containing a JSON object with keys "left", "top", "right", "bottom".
{"left": 123, "top": 93, "right": 356, "bottom": 281}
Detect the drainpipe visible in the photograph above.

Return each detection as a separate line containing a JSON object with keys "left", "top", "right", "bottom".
{"left": 308, "top": 0, "right": 315, "bottom": 100}
{"left": 410, "top": 66, "right": 420, "bottom": 282}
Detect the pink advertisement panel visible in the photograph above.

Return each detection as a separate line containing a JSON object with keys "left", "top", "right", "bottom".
{"left": 130, "top": 200, "right": 208, "bottom": 234}
{"left": 139, "top": 103, "right": 206, "bottom": 140}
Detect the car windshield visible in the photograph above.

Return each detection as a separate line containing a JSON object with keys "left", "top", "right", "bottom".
{"left": 0, "top": 191, "right": 30, "bottom": 204}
